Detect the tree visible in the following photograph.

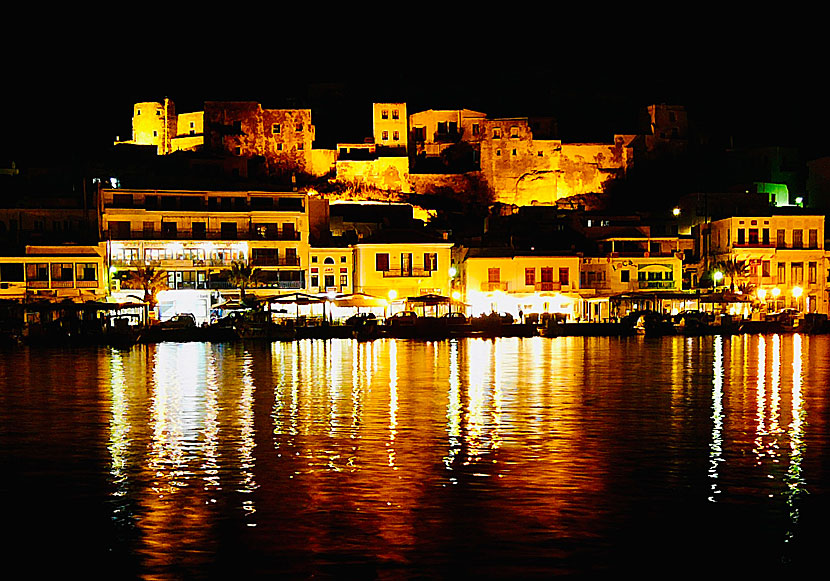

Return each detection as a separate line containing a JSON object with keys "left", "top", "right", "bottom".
{"left": 714, "top": 259, "right": 749, "bottom": 293}
{"left": 125, "top": 266, "right": 168, "bottom": 307}
{"left": 226, "top": 261, "right": 261, "bottom": 305}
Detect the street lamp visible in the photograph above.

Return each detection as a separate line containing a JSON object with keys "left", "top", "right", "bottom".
{"left": 792, "top": 286, "right": 803, "bottom": 312}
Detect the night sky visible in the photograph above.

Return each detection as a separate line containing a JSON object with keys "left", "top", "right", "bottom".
{"left": 2, "top": 14, "right": 825, "bottom": 165}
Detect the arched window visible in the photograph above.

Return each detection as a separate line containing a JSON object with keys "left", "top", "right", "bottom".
{"left": 324, "top": 257, "right": 335, "bottom": 265}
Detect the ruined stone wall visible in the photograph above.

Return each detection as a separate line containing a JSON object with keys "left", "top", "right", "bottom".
{"left": 131, "top": 100, "right": 176, "bottom": 154}
{"left": 479, "top": 118, "right": 632, "bottom": 206}
{"left": 335, "top": 157, "right": 410, "bottom": 194}
{"left": 203, "top": 102, "right": 315, "bottom": 177}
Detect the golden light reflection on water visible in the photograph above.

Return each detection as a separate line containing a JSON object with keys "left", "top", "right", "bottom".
{"left": 95, "top": 335, "right": 830, "bottom": 575}
{"left": 709, "top": 335, "right": 724, "bottom": 501}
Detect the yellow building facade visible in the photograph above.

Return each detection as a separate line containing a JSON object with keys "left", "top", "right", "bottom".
{"left": 0, "top": 245, "right": 108, "bottom": 302}
{"left": 458, "top": 249, "right": 582, "bottom": 320}
{"left": 706, "top": 215, "right": 828, "bottom": 314}
{"left": 353, "top": 241, "right": 454, "bottom": 304}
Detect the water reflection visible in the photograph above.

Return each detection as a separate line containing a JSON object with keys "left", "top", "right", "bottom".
{"left": 89, "top": 336, "right": 830, "bottom": 575}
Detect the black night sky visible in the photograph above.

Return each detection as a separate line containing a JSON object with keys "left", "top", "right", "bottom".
{"left": 1, "top": 13, "right": 825, "bottom": 166}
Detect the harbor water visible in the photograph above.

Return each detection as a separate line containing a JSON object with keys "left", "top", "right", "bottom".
{"left": 2, "top": 335, "right": 829, "bottom": 578}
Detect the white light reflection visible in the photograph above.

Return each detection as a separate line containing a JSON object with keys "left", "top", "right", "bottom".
{"left": 444, "top": 340, "right": 462, "bottom": 475}
{"left": 108, "top": 348, "right": 131, "bottom": 524}
{"left": 238, "top": 351, "right": 258, "bottom": 525}
{"left": 753, "top": 336, "right": 767, "bottom": 465}
{"left": 785, "top": 333, "right": 806, "bottom": 542}
{"left": 708, "top": 335, "right": 724, "bottom": 501}
{"left": 202, "top": 349, "right": 220, "bottom": 495}
{"left": 388, "top": 339, "right": 398, "bottom": 468}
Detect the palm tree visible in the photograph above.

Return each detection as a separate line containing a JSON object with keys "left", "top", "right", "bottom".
{"left": 124, "top": 266, "right": 168, "bottom": 324}
{"left": 715, "top": 258, "right": 749, "bottom": 293}
{"left": 226, "top": 261, "right": 261, "bottom": 304}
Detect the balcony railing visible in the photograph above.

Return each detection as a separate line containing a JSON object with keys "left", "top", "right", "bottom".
{"left": 382, "top": 268, "right": 434, "bottom": 278}
{"left": 21, "top": 280, "right": 100, "bottom": 290}
{"left": 108, "top": 230, "right": 302, "bottom": 241}
{"left": 534, "top": 282, "right": 562, "bottom": 292}
{"left": 111, "top": 258, "right": 242, "bottom": 268}
{"left": 481, "top": 281, "right": 508, "bottom": 291}
{"left": 250, "top": 257, "right": 301, "bottom": 267}
{"left": 638, "top": 281, "right": 676, "bottom": 290}
{"left": 168, "top": 280, "right": 306, "bottom": 291}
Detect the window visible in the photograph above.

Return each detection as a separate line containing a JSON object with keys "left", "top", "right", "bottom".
{"left": 311, "top": 256, "right": 318, "bottom": 263}
{"left": 538, "top": 151, "right": 544, "bottom": 157}
{"left": 488, "top": 268, "right": 500, "bottom": 283}
{"left": 493, "top": 128, "right": 501, "bottom": 139}
{"left": 392, "top": 109, "right": 399, "bottom": 119}
{"left": 161, "top": 221, "right": 177, "bottom": 238}
{"left": 285, "top": 248, "right": 298, "bottom": 265}
{"left": 496, "top": 149, "right": 501, "bottom": 157}
{"left": 153, "top": 131, "right": 158, "bottom": 137}
{"left": 51, "top": 263, "right": 74, "bottom": 282}
{"left": 143, "top": 221, "right": 155, "bottom": 239}
{"left": 621, "top": 270, "right": 630, "bottom": 283}
{"left": 791, "top": 262, "right": 804, "bottom": 284}
{"left": 809, "top": 262, "right": 817, "bottom": 284}
{"left": 437, "top": 122, "right": 447, "bottom": 134}
{"left": 297, "top": 143, "right": 304, "bottom": 151}
{"left": 220, "top": 222, "right": 237, "bottom": 239}
{"left": 324, "top": 257, "right": 335, "bottom": 265}
{"left": 0, "top": 263, "right": 24, "bottom": 282}
{"left": 793, "top": 229, "right": 803, "bottom": 248}
{"left": 472, "top": 123, "right": 480, "bottom": 136}
{"left": 424, "top": 253, "right": 437, "bottom": 272}
{"left": 413, "top": 127, "right": 426, "bottom": 141}
{"left": 340, "top": 274, "right": 348, "bottom": 286}
{"left": 559, "top": 268, "right": 570, "bottom": 286}
{"left": 762, "top": 261, "right": 770, "bottom": 277}
{"left": 510, "top": 126, "right": 519, "bottom": 138}
{"left": 192, "top": 222, "right": 206, "bottom": 239}
{"left": 540, "top": 267, "right": 554, "bottom": 283}
{"left": 777, "top": 262, "right": 786, "bottom": 284}
{"left": 76, "top": 263, "right": 98, "bottom": 282}
{"left": 809, "top": 229, "right": 818, "bottom": 249}
{"left": 777, "top": 229, "right": 785, "bottom": 248}
{"left": 762, "top": 228, "right": 770, "bottom": 245}
{"left": 382, "top": 131, "right": 389, "bottom": 141}
{"left": 272, "top": 123, "right": 281, "bottom": 134}
{"left": 340, "top": 256, "right": 346, "bottom": 263}
{"left": 295, "top": 123, "right": 303, "bottom": 132}
{"left": 511, "top": 149, "right": 517, "bottom": 156}
{"left": 26, "top": 263, "right": 49, "bottom": 282}
{"left": 156, "top": 110, "right": 161, "bottom": 116}
{"left": 311, "top": 275, "right": 318, "bottom": 287}
{"left": 381, "top": 110, "right": 389, "bottom": 119}
{"left": 376, "top": 253, "right": 389, "bottom": 272}
{"left": 525, "top": 268, "right": 535, "bottom": 286}
{"left": 277, "top": 143, "right": 283, "bottom": 151}
{"left": 393, "top": 131, "right": 399, "bottom": 141}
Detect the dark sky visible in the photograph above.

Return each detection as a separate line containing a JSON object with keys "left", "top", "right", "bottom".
{"left": 2, "top": 14, "right": 825, "bottom": 165}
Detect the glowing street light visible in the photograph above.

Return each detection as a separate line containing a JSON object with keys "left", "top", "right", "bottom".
{"left": 713, "top": 271, "right": 724, "bottom": 286}
{"left": 756, "top": 288, "right": 767, "bottom": 300}
{"left": 792, "top": 286, "right": 803, "bottom": 298}
{"left": 771, "top": 287, "right": 781, "bottom": 298}
{"left": 672, "top": 207, "right": 681, "bottom": 217}
{"left": 388, "top": 289, "right": 398, "bottom": 301}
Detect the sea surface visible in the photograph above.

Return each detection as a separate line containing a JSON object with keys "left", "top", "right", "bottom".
{"left": 2, "top": 335, "right": 829, "bottom": 579}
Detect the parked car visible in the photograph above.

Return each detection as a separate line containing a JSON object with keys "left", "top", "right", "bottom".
{"left": 160, "top": 313, "right": 197, "bottom": 329}
{"left": 441, "top": 312, "right": 468, "bottom": 325}
{"left": 389, "top": 311, "right": 417, "bottom": 326}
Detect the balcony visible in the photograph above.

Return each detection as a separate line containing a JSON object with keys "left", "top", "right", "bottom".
{"left": 111, "top": 258, "right": 243, "bottom": 268}
{"left": 534, "top": 282, "right": 562, "bottom": 292}
{"left": 481, "top": 281, "right": 508, "bottom": 291}
{"left": 108, "top": 229, "right": 302, "bottom": 241}
{"left": 382, "top": 268, "right": 434, "bottom": 278}
{"left": 638, "top": 281, "right": 676, "bottom": 290}
{"left": 250, "top": 257, "right": 301, "bottom": 267}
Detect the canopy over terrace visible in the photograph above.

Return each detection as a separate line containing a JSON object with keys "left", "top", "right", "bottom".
{"left": 332, "top": 293, "right": 389, "bottom": 309}
{"left": 405, "top": 294, "right": 467, "bottom": 316}
{"left": 610, "top": 291, "right": 754, "bottom": 317}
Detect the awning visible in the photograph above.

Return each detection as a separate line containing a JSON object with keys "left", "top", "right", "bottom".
{"left": 333, "top": 293, "right": 388, "bottom": 308}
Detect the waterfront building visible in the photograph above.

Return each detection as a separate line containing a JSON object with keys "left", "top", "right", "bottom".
{"left": 580, "top": 235, "right": 685, "bottom": 320}
{"left": 700, "top": 214, "right": 828, "bottom": 315}
{"left": 352, "top": 231, "right": 453, "bottom": 311}
{"left": 0, "top": 244, "right": 108, "bottom": 302}
{"left": 308, "top": 246, "right": 353, "bottom": 295}
{"left": 456, "top": 247, "right": 582, "bottom": 321}
{"left": 102, "top": 188, "right": 310, "bottom": 323}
